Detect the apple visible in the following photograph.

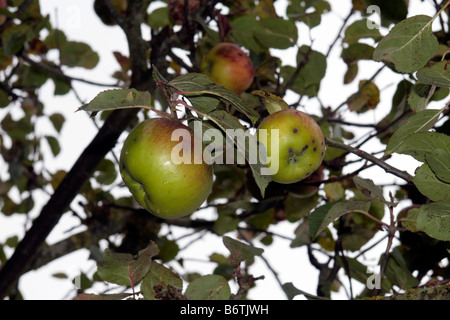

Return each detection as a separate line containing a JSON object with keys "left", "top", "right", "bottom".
{"left": 257, "top": 109, "right": 325, "bottom": 184}
{"left": 120, "top": 117, "right": 214, "bottom": 219}
{"left": 200, "top": 42, "right": 255, "bottom": 94}
{"left": 168, "top": 0, "right": 201, "bottom": 25}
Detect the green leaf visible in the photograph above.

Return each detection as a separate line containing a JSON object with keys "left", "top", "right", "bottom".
{"left": 384, "top": 248, "right": 419, "bottom": 290}
{"left": 146, "top": 6, "right": 171, "bottom": 29}
{"left": 343, "top": 19, "right": 382, "bottom": 44}
{"left": 44, "top": 29, "right": 67, "bottom": 49}
{"left": 373, "top": 15, "right": 439, "bottom": 73}
{"left": 341, "top": 43, "right": 375, "bottom": 65}
{"left": 214, "top": 205, "right": 240, "bottom": 235}
{"left": 170, "top": 73, "right": 260, "bottom": 125}
{"left": 416, "top": 60, "right": 450, "bottom": 88}
{"left": 396, "top": 131, "right": 450, "bottom": 162}
{"left": 426, "top": 149, "right": 450, "bottom": 183}
{"left": 229, "top": 16, "right": 264, "bottom": 53}
{"left": 286, "top": 0, "right": 331, "bottom": 29}
{"left": 280, "top": 46, "right": 327, "bottom": 97}
{"left": 252, "top": 90, "right": 289, "bottom": 114}
{"left": 205, "top": 110, "right": 270, "bottom": 197}
{"left": 1, "top": 23, "right": 30, "bottom": 56}
{"left": 141, "top": 261, "right": 183, "bottom": 300}
{"left": 282, "top": 282, "right": 327, "bottom": 300}
{"left": 16, "top": 64, "right": 49, "bottom": 88}
{"left": 407, "top": 82, "right": 435, "bottom": 112}
{"left": 52, "top": 76, "right": 71, "bottom": 96}
{"left": 45, "top": 135, "right": 61, "bottom": 157}
{"left": 222, "top": 236, "right": 264, "bottom": 267}
{"left": 400, "top": 201, "right": 450, "bottom": 241}
{"left": 291, "top": 220, "right": 312, "bottom": 248}
{"left": 386, "top": 109, "right": 442, "bottom": 155}
{"left": 185, "top": 274, "right": 231, "bottom": 300}
{"left": 254, "top": 17, "right": 298, "bottom": 49}
{"left": 413, "top": 164, "right": 450, "bottom": 201}
{"left": 309, "top": 200, "right": 371, "bottom": 239}
{"left": 60, "top": 41, "right": 99, "bottom": 69}
{"left": 285, "top": 193, "right": 320, "bottom": 222}
{"left": 353, "top": 176, "right": 396, "bottom": 206}
{"left": 97, "top": 242, "right": 159, "bottom": 286}
{"left": 94, "top": 158, "right": 117, "bottom": 185}
{"left": 344, "top": 63, "right": 359, "bottom": 84}
{"left": 79, "top": 89, "right": 153, "bottom": 113}
{"left": 52, "top": 272, "right": 68, "bottom": 279}
{"left": 49, "top": 113, "right": 65, "bottom": 133}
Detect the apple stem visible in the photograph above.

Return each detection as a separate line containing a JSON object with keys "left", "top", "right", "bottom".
{"left": 352, "top": 210, "right": 389, "bottom": 230}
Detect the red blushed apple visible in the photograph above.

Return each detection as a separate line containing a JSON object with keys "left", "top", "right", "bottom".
{"left": 168, "top": 0, "right": 201, "bottom": 25}
{"left": 200, "top": 42, "right": 255, "bottom": 94}
{"left": 257, "top": 109, "right": 326, "bottom": 184}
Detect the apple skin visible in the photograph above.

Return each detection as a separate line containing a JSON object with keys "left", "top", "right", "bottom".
{"left": 257, "top": 109, "right": 325, "bottom": 184}
{"left": 120, "top": 118, "right": 214, "bottom": 219}
{"left": 168, "top": 0, "right": 201, "bottom": 25}
{"left": 200, "top": 42, "right": 255, "bottom": 94}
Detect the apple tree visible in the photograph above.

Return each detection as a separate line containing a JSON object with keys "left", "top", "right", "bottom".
{"left": 0, "top": 0, "right": 449, "bottom": 300}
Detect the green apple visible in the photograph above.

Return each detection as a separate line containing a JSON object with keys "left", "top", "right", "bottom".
{"left": 257, "top": 109, "right": 325, "bottom": 184}
{"left": 120, "top": 118, "right": 213, "bottom": 219}
{"left": 200, "top": 42, "right": 254, "bottom": 94}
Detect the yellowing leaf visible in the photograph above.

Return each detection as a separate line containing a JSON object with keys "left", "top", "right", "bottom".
{"left": 348, "top": 80, "right": 380, "bottom": 113}
{"left": 252, "top": 90, "right": 289, "bottom": 114}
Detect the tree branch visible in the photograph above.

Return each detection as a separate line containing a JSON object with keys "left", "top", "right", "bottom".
{"left": 0, "top": 0, "right": 153, "bottom": 299}
{"left": 324, "top": 137, "right": 414, "bottom": 182}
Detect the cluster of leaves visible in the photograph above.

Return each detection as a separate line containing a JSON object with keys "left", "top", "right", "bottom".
{"left": 74, "top": 237, "right": 263, "bottom": 300}
{"left": 0, "top": 0, "right": 449, "bottom": 300}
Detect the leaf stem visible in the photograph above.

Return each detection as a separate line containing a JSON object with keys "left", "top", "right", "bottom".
{"left": 352, "top": 210, "right": 389, "bottom": 229}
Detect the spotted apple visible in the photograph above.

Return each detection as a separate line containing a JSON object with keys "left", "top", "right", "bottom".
{"left": 120, "top": 117, "right": 213, "bottom": 219}
{"left": 200, "top": 42, "right": 254, "bottom": 94}
{"left": 257, "top": 109, "right": 325, "bottom": 184}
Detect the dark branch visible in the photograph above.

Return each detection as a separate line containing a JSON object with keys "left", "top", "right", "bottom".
{"left": 324, "top": 137, "right": 414, "bottom": 182}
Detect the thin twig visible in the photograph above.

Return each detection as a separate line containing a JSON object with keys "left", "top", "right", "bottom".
{"left": 373, "top": 194, "right": 397, "bottom": 296}
{"left": 324, "top": 137, "right": 413, "bottom": 182}
{"left": 326, "top": 9, "right": 354, "bottom": 58}
{"left": 20, "top": 55, "right": 121, "bottom": 88}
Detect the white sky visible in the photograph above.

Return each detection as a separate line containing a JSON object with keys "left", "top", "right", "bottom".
{"left": 0, "top": 0, "right": 446, "bottom": 300}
